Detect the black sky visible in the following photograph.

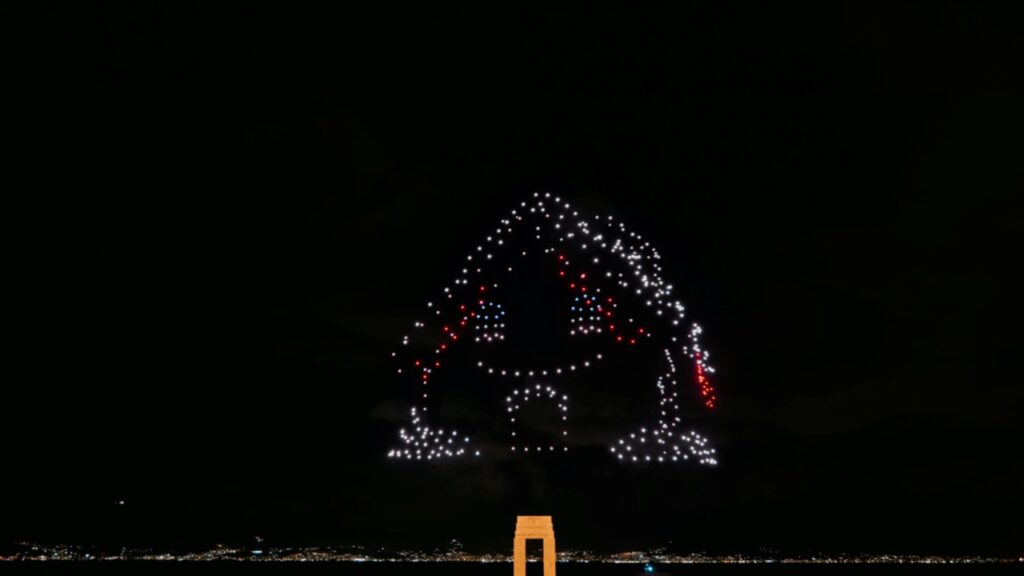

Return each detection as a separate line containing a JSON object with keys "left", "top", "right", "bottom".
{"left": 5, "top": 2, "right": 1022, "bottom": 556}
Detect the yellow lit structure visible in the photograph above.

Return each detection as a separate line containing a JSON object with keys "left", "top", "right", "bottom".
{"left": 513, "top": 516, "right": 556, "bottom": 576}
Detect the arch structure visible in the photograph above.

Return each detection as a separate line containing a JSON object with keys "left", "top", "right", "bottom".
{"left": 386, "top": 192, "right": 719, "bottom": 466}
{"left": 514, "top": 515, "right": 556, "bottom": 576}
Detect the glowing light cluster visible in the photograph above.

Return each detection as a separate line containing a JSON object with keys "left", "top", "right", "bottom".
{"left": 610, "top": 427, "right": 717, "bottom": 465}
{"left": 475, "top": 352, "right": 604, "bottom": 379}
{"left": 507, "top": 384, "right": 569, "bottom": 453}
{"left": 387, "top": 192, "right": 719, "bottom": 464}
{"left": 569, "top": 292, "right": 612, "bottom": 336}
{"left": 687, "top": 323, "right": 716, "bottom": 408}
{"left": 474, "top": 300, "right": 506, "bottom": 343}
{"left": 609, "top": 349, "right": 718, "bottom": 465}
{"left": 387, "top": 408, "right": 481, "bottom": 460}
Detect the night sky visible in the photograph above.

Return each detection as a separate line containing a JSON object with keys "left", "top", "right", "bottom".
{"left": 6, "top": 2, "right": 1022, "bottom": 557}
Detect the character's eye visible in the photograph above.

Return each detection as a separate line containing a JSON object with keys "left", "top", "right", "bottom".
{"left": 568, "top": 293, "right": 612, "bottom": 337}
{"left": 473, "top": 299, "right": 506, "bottom": 343}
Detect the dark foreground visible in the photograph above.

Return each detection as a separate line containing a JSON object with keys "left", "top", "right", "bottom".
{"left": 1, "top": 562, "right": 1020, "bottom": 576}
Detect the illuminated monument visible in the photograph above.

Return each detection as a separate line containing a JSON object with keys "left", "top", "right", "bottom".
{"left": 514, "top": 516, "right": 556, "bottom": 576}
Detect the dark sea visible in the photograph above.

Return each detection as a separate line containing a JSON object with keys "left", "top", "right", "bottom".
{"left": 0, "top": 562, "right": 1019, "bottom": 575}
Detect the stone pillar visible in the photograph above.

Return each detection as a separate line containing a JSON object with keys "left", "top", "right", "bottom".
{"left": 514, "top": 516, "right": 556, "bottom": 576}
{"left": 543, "top": 534, "right": 556, "bottom": 576}
{"left": 513, "top": 534, "right": 527, "bottom": 576}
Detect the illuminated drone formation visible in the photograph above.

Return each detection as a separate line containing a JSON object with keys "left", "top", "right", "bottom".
{"left": 386, "top": 193, "right": 718, "bottom": 465}
{"left": 507, "top": 384, "right": 569, "bottom": 454}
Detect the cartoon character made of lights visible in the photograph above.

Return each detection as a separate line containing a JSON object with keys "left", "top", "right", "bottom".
{"left": 386, "top": 193, "right": 718, "bottom": 465}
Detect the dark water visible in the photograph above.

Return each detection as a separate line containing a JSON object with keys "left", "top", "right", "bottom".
{"left": 0, "top": 562, "right": 1018, "bottom": 575}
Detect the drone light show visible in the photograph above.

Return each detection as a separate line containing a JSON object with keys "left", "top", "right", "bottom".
{"left": 9, "top": 3, "right": 1018, "bottom": 564}
{"left": 387, "top": 192, "right": 718, "bottom": 465}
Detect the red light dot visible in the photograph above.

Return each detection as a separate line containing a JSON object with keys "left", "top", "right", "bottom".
{"left": 414, "top": 360, "right": 421, "bottom": 366}
{"left": 459, "top": 304, "right": 466, "bottom": 311}
{"left": 442, "top": 326, "right": 449, "bottom": 333}
{"left": 579, "top": 273, "right": 587, "bottom": 279}
{"left": 559, "top": 270, "right": 565, "bottom": 277}
{"left": 440, "top": 344, "right": 447, "bottom": 351}
{"left": 629, "top": 338, "right": 637, "bottom": 345}
{"left": 638, "top": 327, "right": 645, "bottom": 335}
{"left": 479, "top": 285, "right": 486, "bottom": 292}
{"left": 434, "top": 361, "right": 440, "bottom": 368}
{"left": 558, "top": 254, "right": 565, "bottom": 261}
{"left": 616, "top": 335, "right": 624, "bottom": 342}
{"left": 580, "top": 286, "right": 587, "bottom": 292}
{"left": 609, "top": 324, "right": 615, "bottom": 331}
{"left": 569, "top": 283, "right": 576, "bottom": 289}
